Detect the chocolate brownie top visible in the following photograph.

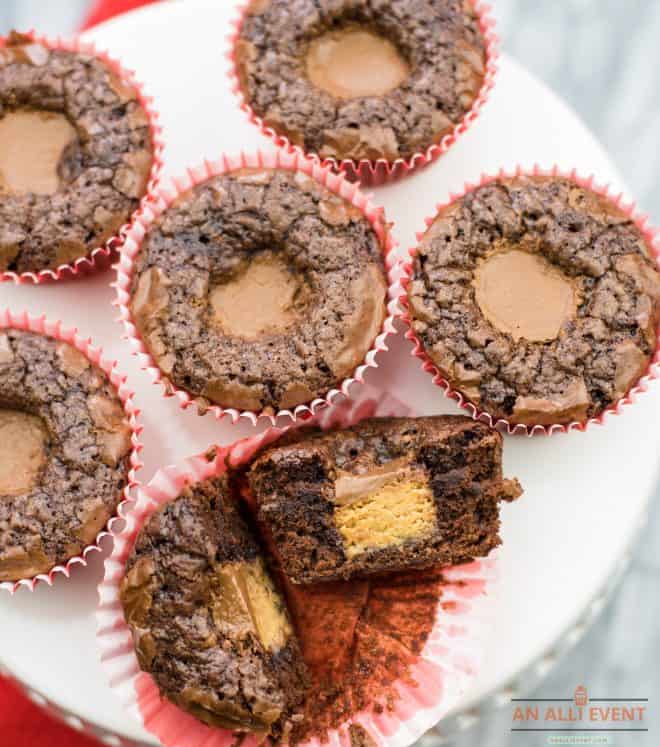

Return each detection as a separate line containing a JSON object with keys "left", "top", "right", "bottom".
{"left": 130, "top": 167, "right": 387, "bottom": 413}
{"left": 0, "top": 329, "right": 132, "bottom": 582}
{"left": 251, "top": 414, "right": 504, "bottom": 476}
{"left": 120, "top": 478, "right": 307, "bottom": 738}
{"left": 408, "top": 176, "right": 660, "bottom": 425}
{"left": 236, "top": 0, "right": 486, "bottom": 162}
{"left": 0, "top": 32, "right": 154, "bottom": 273}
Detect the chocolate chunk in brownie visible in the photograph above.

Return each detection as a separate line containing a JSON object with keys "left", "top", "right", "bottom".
{"left": 120, "top": 477, "right": 308, "bottom": 739}
{"left": 245, "top": 416, "right": 521, "bottom": 584}
{"left": 408, "top": 175, "right": 660, "bottom": 425}
{"left": 236, "top": 0, "right": 486, "bottom": 162}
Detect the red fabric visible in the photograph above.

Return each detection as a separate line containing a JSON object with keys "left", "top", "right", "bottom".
{"left": 81, "top": 0, "right": 161, "bottom": 30}
{"left": 0, "top": 676, "right": 102, "bottom": 747}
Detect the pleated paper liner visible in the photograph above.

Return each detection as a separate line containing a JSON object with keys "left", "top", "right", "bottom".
{"left": 0, "top": 309, "right": 142, "bottom": 594}
{"left": 398, "top": 165, "right": 660, "bottom": 436}
{"left": 113, "top": 148, "right": 402, "bottom": 426}
{"left": 0, "top": 30, "right": 164, "bottom": 285}
{"left": 227, "top": 0, "right": 499, "bottom": 187}
{"left": 97, "top": 384, "right": 497, "bottom": 747}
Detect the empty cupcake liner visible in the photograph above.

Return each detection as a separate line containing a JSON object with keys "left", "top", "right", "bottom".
{"left": 0, "top": 309, "right": 142, "bottom": 594}
{"left": 113, "top": 148, "right": 401, "bottom": 426}
{"left": 227, "top": 0, "right": 499, "bottom": 187}
{"left": 97, "top": 384, "right": 497, "bottom": 747}
{"left": 0, "top": 30, "right": 164, "bottom": 285}
{"left": 398, "top": 164, "right": 660, "bottom": 436}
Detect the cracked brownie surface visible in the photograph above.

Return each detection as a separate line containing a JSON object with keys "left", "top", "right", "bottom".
{"left": 408, "top": 176, "right": 660, "bottom": 425}
{"left": 236, "top": 0, "right": 486, "bottom": 162}
{"left": 130, "top": 167, "right": 387, "bottom": 413}
{"left": 0, "top": 329, "right": 132, "bottom": 582}
{"left": 0, "top": 32, "right": 154, "bottom": 273}
{"left": 120, "top": 478, "right": 308, "bottom": 740}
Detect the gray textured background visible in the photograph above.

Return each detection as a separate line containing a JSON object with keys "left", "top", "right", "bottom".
{"left": 0, "top": 1, "right": 658, "bottom": 745}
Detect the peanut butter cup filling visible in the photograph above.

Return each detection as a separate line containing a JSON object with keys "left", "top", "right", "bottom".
{"left": 212, "top": 558, "right": 292, "bottom": 652}
{"left": 474, "top": 249, "right": 578, "bottom": 342}
{"left": 306, "top": 27, "right": 409, "bottom": 99}
{"left": 333, "top": 466, "right": 436, "bottom": 559}
{"left": 210, "top": 252, "right": 301, "bottom": 339}
{"left": 0, "top": 110, "right": 78, "bottom": 195}
{"left": 0, "top": 409, "right": 48, "bottom": 496}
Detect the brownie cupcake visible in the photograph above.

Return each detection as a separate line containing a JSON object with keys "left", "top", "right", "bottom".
{"left": 0, "top": 328, "right": 133, "bottom": 582}
{"left": 0, "top": 32, "right": 156, "bottom": 275}
{"left": 128, "top": 166, "right": 389, "bottom": 415}
{"left": 100, "top": 392, "right": 503, "bottom": 747}
{"left": 120, "top": 477, "right": 308, "bottom": 740}
{"left": 407, "top": 174, "right": 660, "bottom": 427}
{"left": 246, "top": 416, "right": 521, "bottom": 583}
{"left": 234, "top": 0, "right": 489, "bottom": 165}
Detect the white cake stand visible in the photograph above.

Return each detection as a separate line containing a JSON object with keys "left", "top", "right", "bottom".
{"left": 1, "top": 1, "right": 659, "bottom": 745}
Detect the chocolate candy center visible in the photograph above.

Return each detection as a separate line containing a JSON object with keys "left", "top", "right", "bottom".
{"left": 333, "top": 462, "right": 436, "bottom": 559}
{"left": 0, "top": 110, "right": 78, "bottom": 195}
{"left": 0, "top": 409, "right": 48, "bottom": 496}
{"left": 474, "top": 249, "right": 578, "bottom": 342}
{"left": 211, "top": 252, "right": 301, "bottom": 339}
{"left": 306, "top": 27, "right": 409, "bottom": 99}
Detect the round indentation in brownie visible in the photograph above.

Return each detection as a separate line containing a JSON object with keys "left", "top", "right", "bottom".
{"left": 0, "top": 329, "right": 132, "bottom": 582}
{"left": 210, "top": 251, "right": 302, "bottom": 339}
{"left": 0, "top": 410, "right": 49, "bottom": 496}
{"left": 0, "top": 32, "right": 154, "bottom": 274}
{"left": 0, "top": 111, "right": 78, "bottom": 195}
{"left": 474, "top": 249, "right": 579, "bottom": 342}
{"left": 408, "top": 175, "right": 660, "bottom": 426}
{"left": 306, "top": 26, "right": 409, "bottom": 100}
{"left": 129, "top": 167, "right": 388, "bottom": 413}
{"left": 236, "top": 0, "right": 486, "bottom": 162}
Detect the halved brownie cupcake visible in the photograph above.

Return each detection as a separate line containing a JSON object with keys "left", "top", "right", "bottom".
{"left": 246, "top": 416, "right": 521, "bottom": 584}
{"left": 120, "top": 477, "right": 308, "bottom": 739}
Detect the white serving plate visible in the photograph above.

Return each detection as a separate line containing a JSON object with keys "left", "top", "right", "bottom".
{"left": 1, "top": 1, "right": 659, "bottom": 745}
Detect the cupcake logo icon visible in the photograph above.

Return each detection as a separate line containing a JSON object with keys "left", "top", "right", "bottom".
{"left": 574, "top": 685, "right": 589, "bottom": 707}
